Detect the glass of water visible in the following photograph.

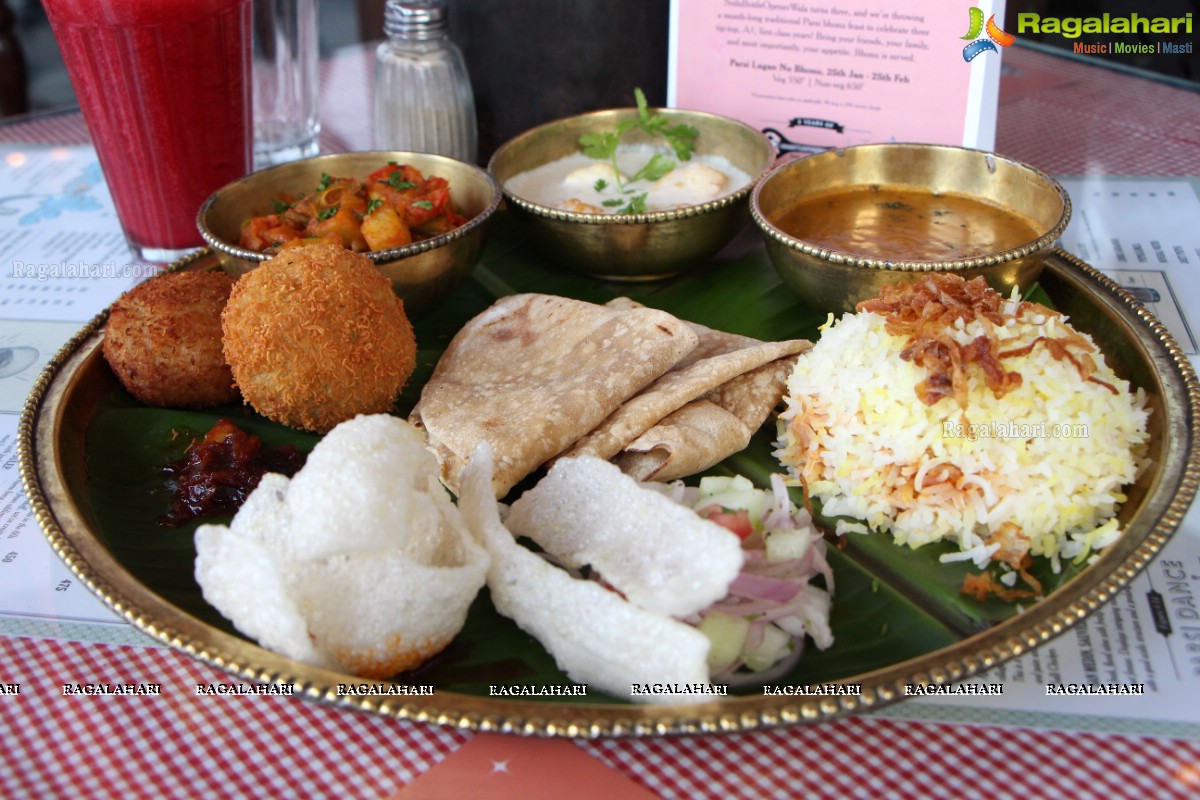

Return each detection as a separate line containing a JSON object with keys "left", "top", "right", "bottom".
{"left": 253, "top": 0, "right": 320, "bottom": 168}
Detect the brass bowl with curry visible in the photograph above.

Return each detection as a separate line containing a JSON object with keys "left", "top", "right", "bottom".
{"left": 751, "top": 143, "right": 1072, "bottom": 312}
{"left": 197, "top": 151, "right": 501, "bottom": 316}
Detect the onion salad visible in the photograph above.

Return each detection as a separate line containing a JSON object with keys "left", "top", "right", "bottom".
{"left": 652, "top": 474, "right": 835, "bottom": 684}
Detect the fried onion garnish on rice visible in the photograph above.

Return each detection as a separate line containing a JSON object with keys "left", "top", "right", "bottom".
{"left": 776, "top": 273, "right": 1151, "bottom": 594}
{"left": 858, "top": 273, "right": 1112, "bottom": 408}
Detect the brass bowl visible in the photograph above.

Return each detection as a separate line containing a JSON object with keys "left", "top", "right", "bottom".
{"left": 197, "top": 151, "right": 501, "bottom": 315}
{"left": 751, "top": 143, "right": 1072, "bottom": 311}
{"left": 488, "top": 107, "right": 775, "bottom": 281}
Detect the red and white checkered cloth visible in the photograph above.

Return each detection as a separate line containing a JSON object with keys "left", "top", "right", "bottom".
{"left": 7, "top": 45, "right": 1198, "bottom": 176}
{"left": 996, "top": 46, "right": 1200, "bottom": 177}
{"left": 3, "top": 637, "right": 1198, "bottom": 799}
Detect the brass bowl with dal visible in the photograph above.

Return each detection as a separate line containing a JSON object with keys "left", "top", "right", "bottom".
{"left": 488, "top": 107, "right": 775, "bottom": 281}
{"left": 751, "top": 143, "right": 1072, "bottom": 312}
{"left": 197, "top": 151, "right": 501, "bottom": 315}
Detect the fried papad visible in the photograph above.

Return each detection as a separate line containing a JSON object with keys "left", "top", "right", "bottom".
{"left": 613, "top": 356, "right": 799, "bottom": 481}
{"left": 410, "top": 293, "right": 699, "bottom": 497}
{"left": 559, "top": 298, "right": 810, "bottom": 467}
{"left": 458, "top": 444, "right": 714, "bottom": 704}
{"left": 505, "top": 455, "right": 744, "bottom": 618}
{"left": 194, "top": 415, "right": 488, "bottom": 679}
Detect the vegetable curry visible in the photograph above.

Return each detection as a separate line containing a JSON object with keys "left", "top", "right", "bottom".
{"left": 239, "top": 163, "right": 468, "bottom": 254}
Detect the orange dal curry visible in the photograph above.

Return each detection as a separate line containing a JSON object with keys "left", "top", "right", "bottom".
{"left": 771, "top": 185, "right": 1042, "bottom": 262}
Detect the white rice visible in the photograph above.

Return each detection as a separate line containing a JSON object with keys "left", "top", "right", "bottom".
{"left": 775, "top": 301, "right": 1151, "bottom": 572}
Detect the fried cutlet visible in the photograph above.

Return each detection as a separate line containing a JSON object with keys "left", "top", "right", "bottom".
{"left": 102, "top": 270, "right": 239, "bottom": 408}
{"left": 221, "top": 244, "right": 417, "bottom": 433}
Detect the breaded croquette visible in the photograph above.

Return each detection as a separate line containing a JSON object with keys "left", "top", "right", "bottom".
{"left": 221, "top": 244, "right": 417, "bottom": 433}
{"left": 102, "top": 270, "right": 239, "bottom": 408}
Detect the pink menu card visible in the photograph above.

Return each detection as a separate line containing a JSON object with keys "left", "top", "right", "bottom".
{"left": 668, "top": 0, "right": 1005, "bottom": 151}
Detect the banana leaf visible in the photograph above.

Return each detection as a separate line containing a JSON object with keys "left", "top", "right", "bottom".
{"left": 80, "top": 211, "right": 1093, "bottom": 702}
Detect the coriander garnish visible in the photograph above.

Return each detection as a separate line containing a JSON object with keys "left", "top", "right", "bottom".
{"left": 386, "top": 171, "right": 418, "bottom": 190}
{"left": 617, "top": 193, "right": 649, "bottom": 215}
{"left": 578, "top": 88, "right": 699, "bottom": 205}
{"left": 630, "top": 153, "right": 677, "bottom": 184}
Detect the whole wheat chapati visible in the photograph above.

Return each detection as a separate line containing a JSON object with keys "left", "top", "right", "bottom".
{"left": 560, "top": 299, "right": 810, "bottom": 466}
{"left": 613, "top": 355, "right": 799, "bottom": 481}
{"left": 410, "top": 293, "right": 698, "bottom": 496}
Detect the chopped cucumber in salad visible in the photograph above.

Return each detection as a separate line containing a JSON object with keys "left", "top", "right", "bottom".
{"left": 657, "top": 474, "right": 835, "bottom": 684}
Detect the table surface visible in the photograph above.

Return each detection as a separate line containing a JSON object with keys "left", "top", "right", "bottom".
{"left": 3, "top": 43, "right": 1200, "bottom": 800}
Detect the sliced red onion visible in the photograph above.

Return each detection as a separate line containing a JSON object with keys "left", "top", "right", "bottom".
{"left": 586, "top": 474, "right": 835, "bottom": 681}
{"left": 687, "top": 475, "right": 834, "bottom": 679}
{"left": 727, "top": 571, "right": 806, "bottom": 604}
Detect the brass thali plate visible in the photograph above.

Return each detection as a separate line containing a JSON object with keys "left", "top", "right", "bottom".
{"left": 18, "top": 218, "right": 1200, "bottom": 737}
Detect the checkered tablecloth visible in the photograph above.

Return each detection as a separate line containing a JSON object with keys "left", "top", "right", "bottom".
{"left": 995, "top": 46, "right": 1200, "bottom": 177}
{"left": 3, "top": 44, "right": 1200, "bottom": 799}
{"left": 8, "top": 45, "right": 1198, "bottom": 176}
{"left": 5, "top": 637, "right": 1199, "bottom": 800}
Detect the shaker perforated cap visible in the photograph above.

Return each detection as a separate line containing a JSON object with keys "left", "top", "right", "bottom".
{"left": 383, "top": 0, "right": 449, "bottom": 40}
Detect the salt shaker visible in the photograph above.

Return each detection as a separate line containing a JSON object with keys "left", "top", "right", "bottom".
{"left": 374, "top": 0, "right": 478, "bottom": 164}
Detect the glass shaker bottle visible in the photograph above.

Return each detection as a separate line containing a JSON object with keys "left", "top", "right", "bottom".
{"left": 374, "top": 0, "right": 478, "bottom": 164}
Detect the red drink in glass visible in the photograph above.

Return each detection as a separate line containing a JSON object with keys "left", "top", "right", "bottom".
{"left": 43, "top": 0, "right": 252, "bottom": 263}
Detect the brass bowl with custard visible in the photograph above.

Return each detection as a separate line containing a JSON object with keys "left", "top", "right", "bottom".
{"left": 197, "top": 151, "right": 501, "bottom": 315}
{"left": 751, "top": 143, "right": 1072, "bottom": 311}
{"left": 488, "top": 107, "right": 775, "bottom": 281}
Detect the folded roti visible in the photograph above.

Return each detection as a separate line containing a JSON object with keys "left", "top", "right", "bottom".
{"left": 560, "top": 298, "right": 810, "bottom": 466}
{"left": 613, "top": 356, "right": 799, "bottom": 481}
{"left": 411, "top": 293, "right": 698, "bottom": 497}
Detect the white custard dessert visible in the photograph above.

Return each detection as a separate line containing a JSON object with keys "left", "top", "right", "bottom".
{"left": 506, "top": 144, "right": 751, "bottom": 214}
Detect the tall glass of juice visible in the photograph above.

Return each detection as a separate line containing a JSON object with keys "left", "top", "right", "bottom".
{"left": 42, "top": 0, "right": 253, "bottom": 263}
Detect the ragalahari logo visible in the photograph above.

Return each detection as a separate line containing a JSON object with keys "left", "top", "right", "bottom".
{"left": 962, "top": 7, "right": 1015, "bottom": 61}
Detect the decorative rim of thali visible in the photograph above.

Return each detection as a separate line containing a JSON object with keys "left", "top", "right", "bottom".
{"left": 16, "top": 247, "right": 1200, "bottom": 737}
